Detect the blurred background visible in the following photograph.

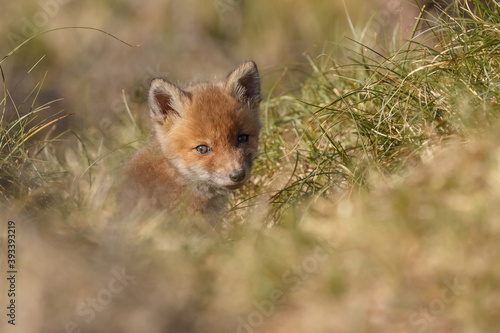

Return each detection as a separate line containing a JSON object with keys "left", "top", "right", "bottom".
{"left": 1, "top": 0, "right": 400, "bottom": 140}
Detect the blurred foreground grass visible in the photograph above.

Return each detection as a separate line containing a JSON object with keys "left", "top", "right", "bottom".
{"left": 2, "top": 1, "right": 500, "bottom": 332}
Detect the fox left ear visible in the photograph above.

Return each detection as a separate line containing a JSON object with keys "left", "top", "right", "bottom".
{"left": 148, "top": 78, "right": 191, "bottom": 125}
{"left": 223, "top": 61, "right": 262, "bottom": 106}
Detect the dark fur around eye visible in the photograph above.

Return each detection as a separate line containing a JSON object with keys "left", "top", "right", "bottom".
{"left": 238, "top": 134, "right": 249, "bottom": 144}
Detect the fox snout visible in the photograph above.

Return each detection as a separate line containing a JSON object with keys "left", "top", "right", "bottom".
{"left": 229, "top": 168, "right": 246, "bottom": 183}
{"left": 223, "top": 166, "right": 250, "bottom": 190}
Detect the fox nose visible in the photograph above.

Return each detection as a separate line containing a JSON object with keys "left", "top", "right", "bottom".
{"left": 229, "top": 169, "right": 246, "bottom": 183}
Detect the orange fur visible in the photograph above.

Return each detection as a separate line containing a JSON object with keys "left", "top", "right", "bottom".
{"left": 122, "top": 61, "right": 262, "bottom": 225}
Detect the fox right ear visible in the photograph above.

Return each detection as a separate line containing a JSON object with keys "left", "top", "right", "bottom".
{"left": 223, "top": 61, "right": 262, "bottom": 106}
{"left": 148, "top": 78, "right": 191, "bottom": 124}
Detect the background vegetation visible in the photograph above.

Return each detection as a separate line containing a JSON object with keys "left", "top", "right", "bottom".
{"left": 1, "top": 0, "right": 500, "bottom": 332}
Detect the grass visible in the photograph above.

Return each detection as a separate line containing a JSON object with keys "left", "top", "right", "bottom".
{"left": 0, "top": 61, "right": 68, "bottom": 203}
{"left": 1, "top": 1, "right": 500, "bottom": 332}
{"left": 0, "top": 27, "right": 136, "bottom": 207}
{"left": 247, "top": 0, "right": 500, "bottom": 222}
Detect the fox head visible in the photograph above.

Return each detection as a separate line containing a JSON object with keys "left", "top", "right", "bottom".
{"left": 148, "top": 61, "right": 262, "bottom": 191}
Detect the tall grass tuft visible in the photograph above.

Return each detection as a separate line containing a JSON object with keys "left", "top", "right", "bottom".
{"left": 0, "top": 62, "right": 68, "bottom": 204}
{"left": 0, "top": 28, "right": 139, "bottom": 208}
{"left": 245, "top": 0, "right": 500, "bottom": 223}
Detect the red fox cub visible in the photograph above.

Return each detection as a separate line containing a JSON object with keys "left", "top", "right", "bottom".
{"left": 123, "top": 61, "right": 262, "bottom": 225}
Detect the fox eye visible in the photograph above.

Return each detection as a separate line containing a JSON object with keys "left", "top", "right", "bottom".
{"left": 195, "top": 145, "right": 210, "bottom": 155}
{"left": 238, "top": 134, "right": 249, "bottom": 144}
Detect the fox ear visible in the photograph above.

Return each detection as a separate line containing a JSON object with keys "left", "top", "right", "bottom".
{"left": 148, "top": 78, "right": 191, "bottom": 124}
{"left": 223, "top": 61, "right": 262, "bottom": 105}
